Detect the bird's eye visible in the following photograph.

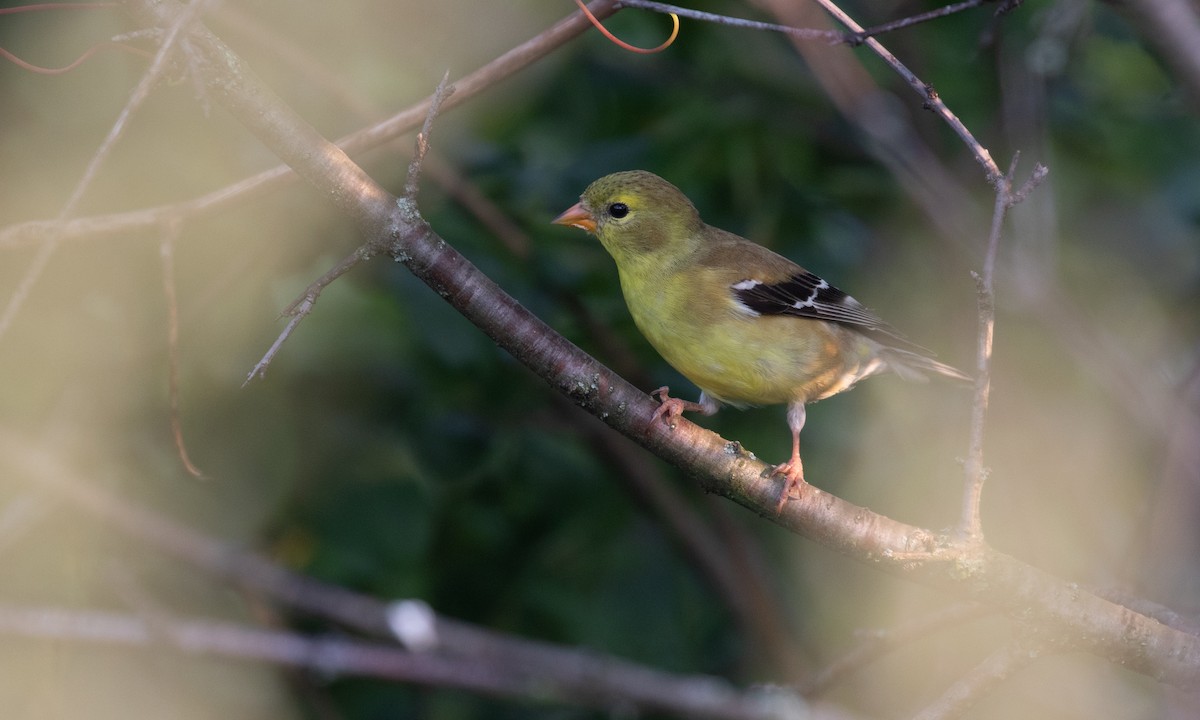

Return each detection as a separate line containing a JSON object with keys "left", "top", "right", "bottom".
{"left": 607, "top": 202, "right": 629, "bottom": 219}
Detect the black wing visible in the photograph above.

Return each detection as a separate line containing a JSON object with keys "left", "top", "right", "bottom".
{"left": 731, "top": 270, "right": 931, "bottom": 355}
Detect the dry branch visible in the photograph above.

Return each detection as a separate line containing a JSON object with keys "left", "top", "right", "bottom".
{"left": 0, "top": 601, "right": 800, "bottom": 720}
{"left": 1, "top": 435, "right": 804, "bottom": 720}
{"left": 0, "top": 1, "right": 622, "bottom": 251}
{"left": 105, "top": 0, "right": 1200, "bottom": 691}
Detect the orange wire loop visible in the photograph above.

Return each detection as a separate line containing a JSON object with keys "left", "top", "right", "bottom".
{"left": 574, "top": 0, "right": 680, "bottom": 54}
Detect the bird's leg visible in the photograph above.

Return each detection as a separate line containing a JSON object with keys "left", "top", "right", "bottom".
{"left": 650, "top": 387, "right": 718, "bottom": 428}
{"left": 772, "top": 402, "right": 808, "bottom": 513}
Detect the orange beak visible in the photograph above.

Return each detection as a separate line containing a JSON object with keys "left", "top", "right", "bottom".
{"left": 552, "top": 202, "right": 597, "bottom": 233}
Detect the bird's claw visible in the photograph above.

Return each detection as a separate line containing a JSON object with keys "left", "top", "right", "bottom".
{"left": 651, "top": 386, "right": 687, "bottom": 426}
{"left": 770, "top": 460, "right": 806, "bottom": 514}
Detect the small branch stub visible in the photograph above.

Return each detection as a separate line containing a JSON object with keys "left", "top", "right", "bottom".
{"left": 244, "top": 73, "right": 454, "bottom": 385}
{"left": 404, "top": 71, "right": 455, "bottom": 201}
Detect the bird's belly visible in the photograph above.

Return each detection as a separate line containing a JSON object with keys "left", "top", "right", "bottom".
{"left": 632, "top": 300, "right": 878, "bottom": 407}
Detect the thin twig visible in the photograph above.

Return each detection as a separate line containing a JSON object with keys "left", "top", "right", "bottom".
{"left": 36, "top": 0, "right": 1199, "bottom": 696}
{"left": 242, "top": 248, "right": 363, "bottom": 386}
{"left": 0, "top": 0, "right": 211, "bottom": 343}
{"left": 244, "top": 73, "right": 454, "bottom": 385}
{"left": 403, "top": 71, "right": 454, "bottom": 201}
{"left": 619, "top": 0, "right": 1012, "bottom": 163}
{"left": 245, "top": 73, "right": 453, "bottom": 385}
{"left": 958, "top": 156, "right": 1048, "bottom": 540}
{"left": 807, "top": 0, "right": 1003, "bottom": 185}
{"left": 622, "top": 0, "right": 996, "bottom": 45}
{"left": 0, "top": 41, "right": 150, "bottom": 74}
{"left": 0, "top": 603, "right": 799, "bottom": 720}
{"left": 847, "top": 0, "right": 991, "bottom": 45}
{"left": 629, "top": 0, "right": 1006, "bottom": 193}
{"left": 0, "top": 434, "right": 806, "bottom": 720}
{"left": 958, "top": 156, "right": 1015, "bottom": 541}
{"left": 0, "top": 1, "right": 622, "bottom": 252}
{"left": 619, "top": 0, "right": 836, "bottom": 41}
{"left": 1008, "top": 163, "right": 1050, "bottom": 207}
{"left": 158, "top": 220, "right": 205, "bottom": 478}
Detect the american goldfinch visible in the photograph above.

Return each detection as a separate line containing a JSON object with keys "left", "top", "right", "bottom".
{"left": 553, "top": 170, "right": 969, "bottom": 512}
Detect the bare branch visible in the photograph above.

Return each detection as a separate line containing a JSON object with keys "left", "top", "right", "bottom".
{"left": 619, "top": 0, "right": 999, "bottom": 45}
{"left": 403, "top": 71, "right": 454, "bottom": 201}
{"left": 958, "top": 154, "right": 1017, "bottom": 541}
{"left": 846, "top": 0, "right": 993, "bottom": 45}
{"left": 39, "top": 0, "right": 1192, "bottom": 696}
{"left": 0, "top": 603, "right": 802, "bottom": 719}
{"left": 625, "top": 0, "right": 1006, "bottom": 185}
{"left": 243, "top": 71, "right": 454, "bottom": 384}
{"left": 242, "top": 248, "right": 364, "bottom": 385}
{"left": 158, "top": 219, "right": 205, "bottom": 477}
{"left": 0, "top": 1, "right": 623, "bottom": 251}
{"left": 619, "top": 0, "right": 835, "bottom": 40}
{"left": 806, "top": 0, "right": 1003, "bottom": 186}
{"left": 1008, "top": 163, "right": 1050, "bottom": 207}
{"left": 0, "top": 39, "right": 150, "bottom": 74}
{"left": 959, "top": 156, "right": 1049, "bottom": 541}
{"left": 0, "top": 0, "right": 213, "bottom": 343}
{"left": 0, "top": 437, "right": 806, "bottom": 720}
{"left": 103, "top": 0, "right": 1200, "bottom": 691}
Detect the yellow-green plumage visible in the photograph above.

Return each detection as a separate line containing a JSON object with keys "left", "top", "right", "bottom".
{"left": 620, "top": 236, "right": 882, "bottom": 409}
{"left": 553, "top": 170, "right": 967, "bottom": 510}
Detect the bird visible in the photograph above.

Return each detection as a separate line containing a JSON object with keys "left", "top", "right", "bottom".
{"left": 552, "top": 170, "right": 970, "bottom": 513}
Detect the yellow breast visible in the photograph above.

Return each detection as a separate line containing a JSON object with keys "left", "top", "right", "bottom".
{"left": 618, "top": 264, "right": 882, "bottom": 407}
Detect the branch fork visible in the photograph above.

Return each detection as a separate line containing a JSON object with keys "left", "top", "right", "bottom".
{"left": 243, "top": 73, "right": 455, "bottom": 385}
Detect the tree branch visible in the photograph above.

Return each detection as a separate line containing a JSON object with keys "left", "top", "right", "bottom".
{"left": 801, "top": 0, "right": 1003, "bottom": 186}
{"left": 0, "top": 0, "right": 213, "bottom": 342}
{"left": 619, "top": 0, "right": 1000, "bottom": 45}
{"left": 244, "top": 74, "right": 455, "bottom": 383}
{"left": 632, "top": 0, "right": 1004, "bottom": 187}
{"left": 959, "top": 156, "right": 1049, "bottom": 540}
{"left": 157, "top": 219, "right": 205, "bottom": 477}
{"left": 0, "top": 0, "right": 622, "bottom": 250}
{"left": 1, "top": 434, "right": 805, "bottom": 720}
{"left": 107, "top": 0, "right": 1200, "bottom": 691}
{"left": 0, "top": 603, "right": 800, "bottom": 720}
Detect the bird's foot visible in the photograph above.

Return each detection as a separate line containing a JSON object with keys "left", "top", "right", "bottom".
{"left": 649, "top": 386, "right": 708, "bottom": 428}
{"left": 770, "top": 460, "right": 807, "bottom": 514}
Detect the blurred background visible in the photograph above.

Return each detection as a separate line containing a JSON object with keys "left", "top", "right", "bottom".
{"left": 1, "top": 0, "right": 1198, "bottom": 718}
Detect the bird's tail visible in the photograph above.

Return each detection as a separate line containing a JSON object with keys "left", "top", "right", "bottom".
{"left": 881, "top": 348, "right": 973, "bottom": 385}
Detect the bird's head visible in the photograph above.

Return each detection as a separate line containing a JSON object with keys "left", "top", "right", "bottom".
{"left": 553, "top": 170, "right": 703, "bottom": 264}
